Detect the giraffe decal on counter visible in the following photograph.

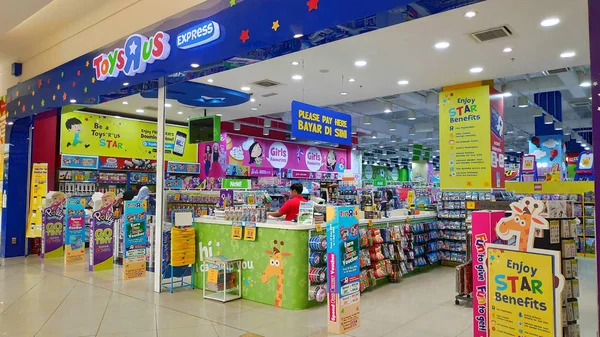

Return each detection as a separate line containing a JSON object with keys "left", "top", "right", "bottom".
{"left": 495, "top": 197, "right": 548, "bottom": 251}
{"left": 261, "top": 240, "right": 291, "bottom": 307}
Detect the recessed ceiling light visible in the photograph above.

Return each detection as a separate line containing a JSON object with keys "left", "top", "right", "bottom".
{"left": 291, "top": 61, "right": 300, "bottom": 66}
{"left": 292, "top": 75, "right": 303, "bottom": 80}
{"left": 191, "top": 63, "right": 200, "bottom": 68}
{"left": 250, "top": 98, "right": 256, "bottom": 102}
{"left": 177, "top": 111, "right": 183, "bottom": 115}
{"left": 70, "top": 99, "right": 76, "bottom": 103}
{"left": 560, "top": 51, "right": 576, "bottom": 58}
{"left": 207, "top": 78, "right": 214, "bottom": 83}
{"left": 541, "top": 17, "right": 560, "bottom": 27}
{"left": 354, "top": 60, "right": 367, "bottom": 67}
{"left": 502, "top": 92, "right": 512, "bottom": 97}
{"left": 503, "top": 47, "right": 513, "bottom": 53}
{"left": 293, "top": 33, "right": 304, "bottom": 38}
{"left": 348, "top": 78, "right": 356, "bottom": 83}
{"left": 397, "top": 80, "right": 409, "bottom": 85}
{"left": 464, "top": 11, "right": 477, "bottom": 18}
{"left": 372, "top": 135, "right": 377, "bottom": 139}
{"left": 580, "top": 81, "right": 591, "bottom": 87}
{"left": 136, "top": 109, "right": 144, "bottom": 113}
{"left": 340, "top": 92, "right": 349, "bottom": 95}
{"left": 7, "top": 122, "right": 13, "bottom": 125}
{"left": 470, "top": 67, "right": 483, "bottom": 73}
{"left": 122, "top": 101, "right": 128, "bottom": 105}
{"left": 251, "top": 107, "right": 258, "bottom": 111}
{"left": 216, "top": 113, "right": 223, "bottom": 116}
{"left": 241, "top": 86, "right": 251, "bottom": 91}
{"left": 434, "top": 41, "right": 450, "bottom": 49}
{"left": 389, "top": 127, "right": 396, "bottom": 131}
{"left": 123, "top": 82, "right": 130, "bottom": 86}
{"left": 164, "top": 103, "right": 172, "bottom": 108}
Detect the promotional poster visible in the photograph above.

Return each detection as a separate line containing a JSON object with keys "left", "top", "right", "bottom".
{"left": 123, "top": 201, "right": 148, "bottom": 280}
{"left": 89, "top": 193, "right": 117, "bottom": 271}
{"left": 41, "top": 192, "right": 66, "bottom": 258}
{"left": 26, "top": 163, "right": 48, "bottom": 238}
{"left": 529, "top": 135, "right": 564, "bottom": 181}
{"left": 65, "top": 197, "right": 86, "bottom": 264}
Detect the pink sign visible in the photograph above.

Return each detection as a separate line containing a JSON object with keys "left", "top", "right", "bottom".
{"left": 292, "top": 171, "right": 311, "bottom": 179}
{"left": 250, "top": 167, "right": 273, "bottom": 177}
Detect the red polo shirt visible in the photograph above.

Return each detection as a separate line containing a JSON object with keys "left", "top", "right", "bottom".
{"left": 279, "top": 196, "right": 307, "bottom": 221}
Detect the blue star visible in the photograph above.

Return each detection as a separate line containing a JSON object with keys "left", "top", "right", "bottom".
{"left": 129, "top": 41, "right": 138, "bottom": 55}
{"left": 490, "top": 255, "right": 496, "bottom": 261}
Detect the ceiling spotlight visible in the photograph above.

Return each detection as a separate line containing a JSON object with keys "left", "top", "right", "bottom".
{"left": 122, "top": 101, "right": 129, "bottom": 105}
{"left": 352, "top": 147, "right": 357, "bottom": 151}
{"left": 291, "top": 61, "right": 300, "bottom": 66}
{"left": 123, "top": 82, "right": 130, "bottom": 86}
{"left": 560, "top": 51, "right": 576, "bottom": 58}
{"left": 506, "top": 129, "right": 514, "bottom": 134}
{"left": 503, "top": 47, "right": 513, "bottom": 53}
{"left": 136, "top": 109, "right": 144, "bottom": 113}
{"left": 502, "top": 92, "right": 512, "bottom": 97}
{"left": 354, "top": 60, "right": 367, "bottom": 67}
{"left": 207, "top": 78, "right": 214, "bottom": 83}
{"left": 216, "top": 113, "right": 223, "bottom": 117}
{"left": 348, "top": 78, "right": 356, "bottom": 83}
{"left": 70, "top": 99, "right": 76, "bottom": 103}
{"left": 580, "top": 81, "right": 591, "bottom": 87}
{"left": 384, "top": 102, "right": 392, "bottom": 113}
{"left": 7, "top": 122, "right": 13, "bottom": 125}
{"left": 464, "top": 11, "right": 477, "bottom": 18}
{"left": 518, "top": 96, "right": 529, "bottom": 108}
{"left": 264, "top": 119, "right": 271, "bottom": 127}
{"left": 554, "top": 122, "right": 563, "bottom": 130}
{"left": 576, "top": 139, "right": 582, "bottom": 143}
{"left": 250, "top": 98, "right": 256, "bottom": 103}
{"left": 509, "top": 148, "right": 515, "bottom": 152}
{"left": 409, "top": 127, "right": 416, "bottom": 136}
{"left": 340, "top": 92, "right": 349, "bottom": 96}
{"left": 177, "top": 111, "right": 183, "bottom": 115}
{"left": 372, "top": 134, "right": 377, "bottom": 139}
{"left": 391, "top": 136, "right": 398, "bottom": 143}
{"left": 292, "top": 75, "right": 303, "bottom": 80}
{"left": 290, "top": 136, "right": 296, "bottom": 140}
{"left": 364, "top": 116, "right": 372, "bottom": 125}
{"left": 397, "top": 80, "right": 409, "bottom": 85}
{"left": 241, "top": 86, "right": 251, "bottom": 91}
{"left": 293, "top": 33, "right": 304, "bottom": 38}
{"left": 389, "top": 126, "right": 396, "bottom": 131}
{"left": 407, "top": 110, "right": 417, "bottom": 120}
{"left": 541, "top": 17, "right": 560, "bottom": 27}
{"left": 164, "top": 103, "right": 172, "bottom": 108}
{"left": 435, "top": 41, "right": 450, "bottom": 49}
{"left": 544, "top": 115, "right": 554, "bottom": 124}
{"left": 263, "top": 128, "right": 269, "bottom": 136}
{"left": 191, "top": 63, "right": 200, "bottom": 68}
{"left": 234, "top": 122, "right": 241, "bottom": 131}
{"left": 251, "top": 107, "right": 258, "bottom": 111}
{"left": 470, "top": 67, "right": 483, "bottom": 74}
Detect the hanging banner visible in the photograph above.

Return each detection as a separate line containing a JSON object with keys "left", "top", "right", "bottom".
{"left": 65, "top": 197, "right": 87, "bottom": 264}
{"left": 123, "top": 201, "right": 148, "bottom": 280}
{"left": 529, "top": 135, "right": 564, "bottom": 181}
{"left": 89, "top": 193, "right": 117, "bottom": 271}
{"left": 326, "top": 206, "right": 361, "bottom": 334}
{"left": 41, "top": 192, "right": 66, "bottom": 258}
{"left": 439, "top": 86, "right": 492, "bottom": 189}
{"left": 291, "top": 101, "right": 352, "bottom": 145}
{"left": 60, "top": 111, "right": 198, "bottom": 163}
{"left": 26, "top": 163, "right": 48, "bottom": 238}
{"left": 490, "top": 90, "right": 505, "bottom": 188}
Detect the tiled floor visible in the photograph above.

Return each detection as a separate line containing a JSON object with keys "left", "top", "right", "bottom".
{"left": 0, "top": 255, "right": 597, "bottom": 337}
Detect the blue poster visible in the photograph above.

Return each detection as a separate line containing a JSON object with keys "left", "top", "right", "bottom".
{"left": 291, "top": 101, "right": 352, "bottom": 145}
{"left": 326, "top": 206, "right": 360, "bottom": 334}
{"left": 123, "top": 201, "right": 148, "bottom": 279}
{"left": 65, "top": 197, "right": 86, "bottom": 264}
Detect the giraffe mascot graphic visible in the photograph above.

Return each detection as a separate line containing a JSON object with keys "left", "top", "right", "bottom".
{"left": 495, "top": 197, "right": 548, "bottom": 252}
{"left": 261, "top": 240, "right": 292, "bottom": 307}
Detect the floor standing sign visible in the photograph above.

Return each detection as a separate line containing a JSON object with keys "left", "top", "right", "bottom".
{"left": 65, "top": 197, "right": 86, "bottom": 264}
{"left": 41, "top": 192, "right": 65, "bottom": 258}
{"left": 123, "top": 201, "right": 147, "bottom": 280}
{"left": 26, "top": 163, "right": 48, "bottom": 238}
{"left": 326, "top": 206, "right": 361, "bottom": 334}
{"left": 89, "top": 193, "right": 117, "bottom": 271}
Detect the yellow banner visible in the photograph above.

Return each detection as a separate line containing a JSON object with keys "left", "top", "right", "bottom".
{"left": 439, "top": 86, "right": 491, "bottom": 188}
{"left": 26, "top": 163, "right": 48, "bottom": 238}
{"left": 487, "top": 247, "right": 557, "bottom": 337}
{"left": 60, "top": 111, "right": 198, "bottom": 162}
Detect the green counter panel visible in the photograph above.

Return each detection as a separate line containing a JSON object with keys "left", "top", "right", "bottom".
{"left": 193, "top": 222, "right": 313, "bottom": 310}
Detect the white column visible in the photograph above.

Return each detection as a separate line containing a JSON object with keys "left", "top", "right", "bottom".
{"left": 153, "top": 77, "right": 166, "bottom": 293}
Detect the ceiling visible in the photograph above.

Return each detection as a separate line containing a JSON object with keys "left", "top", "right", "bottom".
{"left": 89, "top": 0, "right": 590, "bottom": 165}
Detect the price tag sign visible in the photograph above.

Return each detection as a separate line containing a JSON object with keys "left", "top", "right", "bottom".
{"left": 466, "top": 201, "right": 475, "bottom": 210}
{"left": 368, "top": 219, "right": 373, "bottom": 227}
{"left": 75, "top": 173, "right": 84, "bottom": 181}
{"left": 244, "top": 222, "right": 257, "bottom": 241}
{"left": 231, "top": 221, "right": 243, "bottom": 240}
{"left": 315, "top": 224, "right": 323, "bottom": 232}
{"left": 207, "top": 267, "right": 219, "bottom": 283}
{"left": 141, "top": 175, "right": 149, "bottom": 183}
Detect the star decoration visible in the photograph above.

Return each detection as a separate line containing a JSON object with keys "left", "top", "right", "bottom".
{"left": 57, "top": 84, "right": 61, "bottom": 90}
{"left": 240, "top": 30, "right": 250, "bottom": 43}
{"left": 91, "top": 77, "right": 96, "bottom": 84}
{"left": 466, "top": 181, "right": 473, "bottom": 187}
{"left": 84, "top": 86, "right": 88, "bottom": 93}
{"left": 597, "top": 107, "right": 600, "bottom": 112}
{"left": 484, "top": 181, "right": 491, "bottom": 187}
{"left": 594, "top": 81, "right": 598, "bottom": 87}
{"left": 72, "top": 81, "right": 76, "bottom": 87}
{"left": 62, "top": 92, "right": 67, "bottom": 101}
{"left": 229, "top": 0, "right": 236, "bottom": 6}
{"left": 61, "top": 71, "right": 65, "bottom": 78}
{"left": 37, "top": 79, "right": 42, "bottom": 88}
{"left": 272, "top": 20, "right": 280, "bottom": 31}
{"left": 41, "top": 99, "right": 45, "bottom": 107}
{"left": 307, "top": 0, "right": 319, "bottom": 11}
{"left": 77, "top": 70, "right": 81, "bottom": 77}
{"left": 52, "top": 95, "right": 56, "bottom": 101}
{"left": 32, "top": 91, "right": 35, "bottom": 96}
{"left": 86, "top": 60, "right": 90, "bottom": 67}
{"left": 21, "top": 105, "right": 26, "bottom": 112}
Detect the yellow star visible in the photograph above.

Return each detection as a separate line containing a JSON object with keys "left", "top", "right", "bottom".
{"left": 32, "top": 91, "right": 35, "bottom": 96}
{"left": 91, "top": 77, "right": 96, "bottom": 84}
{"left": 272, "top": 20, "right": 280, "bottom": 31}
{"left": 57, "top": 84, "right": 60, "bottom": 90}
{"left": 52, "top": 95, "right": 56, "bottom": 101}
{"left": 86, "top": 60, "right": 90, "bottom": 67}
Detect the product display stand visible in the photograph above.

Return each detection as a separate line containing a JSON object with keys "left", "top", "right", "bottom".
{"left": 161, "top": 211, "right": 196, "bottom": 293}
{"left": 202, "top": 256, "right": 242, "bottom": 302}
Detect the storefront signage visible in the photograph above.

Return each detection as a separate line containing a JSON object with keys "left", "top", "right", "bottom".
{"left": 65, "top": 197, "right": 86, "bottom": 264}
{"left": 89, "top": 193, "right": 117, "bottom": 271}
{"left": 222, "top": 179, "right": 250, "bottom": 189}
{"left": 93, "top": 31, "right": 171, "bottom": 81}
{"left": 123, "top": 201, "right": 147, "bottom": 280}
{"left": 291, "top": 101, "right": 352, "bottom": 146}
{"left": 167, "top": 161, "right": 201, "bottom": 174}
{"left": 60, "top": 111, "right": 197, "bottom": 162}
{"left": 176, "top": 20, "right": 221, "bottom": 49}
{"left": 26, "top": 163, "right": 48, "bottom": 238}
{"left": 41, "top": 192, "right": 65, "bottom": 259}
{"left": 61, "top": 154, "right": 99, "bottom": 169}
{"left": 326, "top": 206, "right": 361, "bottom": 334}
{"left": 439, "top": 86, "right": 497, "bottom": 189}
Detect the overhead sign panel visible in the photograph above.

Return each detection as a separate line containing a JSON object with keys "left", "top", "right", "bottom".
{"left": 291, "top": 101, "right": 352, "bottom": 146}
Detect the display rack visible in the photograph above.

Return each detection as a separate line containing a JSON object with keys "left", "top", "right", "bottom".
{"left": 202, "top": 256, "right": 242, "bottom": 302}
{"left": 162, "top": 212, "right": 196, "bottom": 293}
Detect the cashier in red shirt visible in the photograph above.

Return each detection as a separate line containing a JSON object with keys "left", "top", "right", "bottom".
{"left": 268, "top": 183, "right": 307, "bottom": 221}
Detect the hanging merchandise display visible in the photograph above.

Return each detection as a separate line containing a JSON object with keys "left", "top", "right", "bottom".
{"left": 123, "top": 201, "right": 148, "bottom": 280}
{"left": 89, "top": 193, "right": 117, "bottom": 271}
{"left": 41, "top": 192, "right": 66, "bottom": 258}
{"left": 26, "top": 163, "right": 48, "bottom": 238}
{"left": 65, "top": 197, "right": 86, "bottom": 264}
